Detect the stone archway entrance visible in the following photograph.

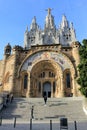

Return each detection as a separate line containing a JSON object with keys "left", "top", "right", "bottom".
{"left": 20, "top": 50, "right": 77, "bottom": 98}
{"left": 43, "top": 81, "right": 51, "bottom": 97}
{"left": 29, "top": 60, "right": 62, "bottom": 97}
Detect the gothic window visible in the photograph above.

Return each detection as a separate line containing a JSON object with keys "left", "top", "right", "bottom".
{"left": 43, "top": 72, "right": 45, "bottom": 77}
{"left": 63, "top": 33, "right": 71, "bottom": 41}
{"left": 53, "top": 81, "right": 56, "bottom": 93}
{"left": 66, "top": 73, "right": 71, "bottom": 88}
{"left": 52, "top": 73, "right": 54, "bottom": 77}
{"left": 49, "top": 72, "right": 55, "bottom": 77}
{"left": 49, "top": 72, "right": 51, "bottom": 77}
{"left": 52, "top": 73, "right": 55, "bottom": 77}
{"left": 41, "top": 73, "right": 43, "bottom": 78}
{"left": 66, "top": 36, "right": 68, "bottom": 40}
{"left": 24, "top": 74, "right": 28, "bottom": 89}
{"left": 38, "top": 82, "right": 41, "bottom": 92}
{"left": 39, "top": 72, "right": 45, "bottom": 78}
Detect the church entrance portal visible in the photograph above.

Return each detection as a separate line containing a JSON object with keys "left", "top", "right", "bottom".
{"left": 29, "top": 60, "right": 61, "bottom": 97}
{"left": 43, "top": 81, "right": 51, "bottom": 97}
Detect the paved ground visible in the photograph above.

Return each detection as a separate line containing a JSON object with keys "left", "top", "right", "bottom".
{"left": 1, "top": 122, "right": 87, "bottom": 130}
{"left": 0, "top": 97, "right": 87, "bottom": 130}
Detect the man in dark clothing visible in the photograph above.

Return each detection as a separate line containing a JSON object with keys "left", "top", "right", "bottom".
{"left": 44, "top": 95, "right": 47, "bottom": 104}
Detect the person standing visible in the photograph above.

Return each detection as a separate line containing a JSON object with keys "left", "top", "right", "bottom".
{"left": 44, "top": 95, "right": 47, "bottom": 104}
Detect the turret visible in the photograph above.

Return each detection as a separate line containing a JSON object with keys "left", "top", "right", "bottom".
{"left": 59, "top": 15, "right": 77, "bottom": 46}
{"left": 4, "top": 43, "right": 11, "bottom": 59}
{"left": 72, "top": 41, "right": 81, "bottom": 67}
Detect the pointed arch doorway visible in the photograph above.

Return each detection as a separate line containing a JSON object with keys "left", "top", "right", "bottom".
{"left": 43, "top": 81, "right": 51, "bottom": 97}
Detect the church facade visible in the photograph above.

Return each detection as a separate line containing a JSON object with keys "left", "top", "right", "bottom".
{"left": 0, "top": 9, "right": 81, "bottom": 97}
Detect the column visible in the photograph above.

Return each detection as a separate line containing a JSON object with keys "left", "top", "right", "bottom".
{"left": 56, "top": 79, "right": 59, "bottom": 97}
{"left": 20, "top": 75, "right": 23, "bottom": 96}
{"left": 60, "top": 75, "right": 65, "bottom": 97}
{"left": 35, "top": 79, "right": 37, "bottom": 97}
{"left": 72, "top": 76, "right": 77, "bottom": 97}
{"left": 26, "top": 72, "right": 30, "bottom": 97}
{"left": 41, "top": 81, "right": 43, "bottom": 97}
{"left": 51, "top": 81, "right": 53, "bottom": 97}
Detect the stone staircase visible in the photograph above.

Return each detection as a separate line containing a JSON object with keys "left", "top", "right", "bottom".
{"left": 0, "top": 97, "right": 87, "bottom": 122}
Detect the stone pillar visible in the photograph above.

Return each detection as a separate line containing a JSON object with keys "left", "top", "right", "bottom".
{"left": 20, "top": 76, "right": 23, "bottom": 96}
{"left": 55, "top": 80, "right": 58, "bottom": 97}
{"left": 35, "top": 79, "right": 37, "bottom": 97}
{"left": 41, "top": 81, "right": 43, "bottom": 97}
{"left": 26, "top": 72, "right": 30, "bottom": 97}
{"left": 72, "top": 76, "right": 77, "bottom": 97}
{"left": 60, "top": 75, "right": 65, "bottom": 97}
{"left": 51, "top": 81, "right": 53, "bottom": 97}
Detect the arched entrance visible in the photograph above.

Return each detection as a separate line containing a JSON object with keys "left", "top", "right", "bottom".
{"left": 20, "top": 59, "right": 64, "bottom": 97}
{"left": 29, "top": 60, "right": 62, "bottom": 97}
{"left": 43, "top": 81, "right": 51, "bottom": 97}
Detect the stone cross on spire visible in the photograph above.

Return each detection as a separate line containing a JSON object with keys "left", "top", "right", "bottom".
{"left": 46, "top": 8, "right": 53, "bottom": 15}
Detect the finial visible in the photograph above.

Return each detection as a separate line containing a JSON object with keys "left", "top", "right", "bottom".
{"left": 70, "top": 22, "right": 74, "bottom": 29}
{"left": 26, "top": 26, "right": 28, "bottom": 31}
{"left": 45, "top": 8, "right": 53, "bottom": 15}
{"left": 25, "top": 26, "right": 28, "bottom": 33}
{"left": 62, "top": 14, "right": 67, "bottom": 21}
{"left": 32, "top": 16, "right": 36, "bottom": 23}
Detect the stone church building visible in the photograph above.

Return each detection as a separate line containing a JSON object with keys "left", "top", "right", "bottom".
{"left": 0, "top": 8, "right": 81, "bottom": 97}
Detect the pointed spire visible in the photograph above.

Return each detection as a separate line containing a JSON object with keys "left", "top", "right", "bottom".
{"left": 61, "top": 15, "right": 69, "bottom": 29}
{"left": 30, "top": 16, "right": 38, "bottom": 30}
{"left": 70, "top": 22, "right": 74, "bottom": 29}
{"left": 32, "top": 16, "right": 36, "bottom": 24}
{"left": 70, "top": 22, "right": 76, "bottom": 41}
{"left": 26, "top": 26, "right": 28, "bottom": 31}
{"left": 25, "top": 26, "right": 28, "bottom": 33}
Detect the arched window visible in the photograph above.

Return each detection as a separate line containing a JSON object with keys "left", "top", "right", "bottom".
{"left": 52, "top": 73, "right": 53, "bottom": 77}
{"left": 24, "top": 74, "right": 28, "bottom": 89}
{"left": 49, "top": 72, "right": 51, "bottom": 77}
{"left": 38, "top": 82, "right": 41, "bottom": 92}
{"left": 41, "top": 73, "right": 42, "bottom": 78}
{"left": 53, "top": 81, "right": 56, "bottom": 93}
{"left": 66, "top": 73, "right": 71, "bottom": 88}
{"left": 49, "top": 71, "right": 55, "bottom": 78}
{"left": 39, "top": 72, "right": 45, "bottom": 78}
{"left": 43, "top": 72, "right": 45, "bottom": 77}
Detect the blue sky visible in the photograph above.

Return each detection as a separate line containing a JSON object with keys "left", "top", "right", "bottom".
{"left": 0, "top": 0, "right": 87, "bottom": 59}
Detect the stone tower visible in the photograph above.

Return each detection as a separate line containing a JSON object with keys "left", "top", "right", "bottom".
{"left": 24, "top": 8, "right": 77, "bottom": 48}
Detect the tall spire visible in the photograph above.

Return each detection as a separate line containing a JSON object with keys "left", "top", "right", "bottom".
{"left": 61, "top": 15, "right": 69, "bottom": 29}
{"left": 30, "top": 16, "right": 38, "bottom": 30}
{"left": 25, "top": 26, "right": 28, "bottom": 33}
